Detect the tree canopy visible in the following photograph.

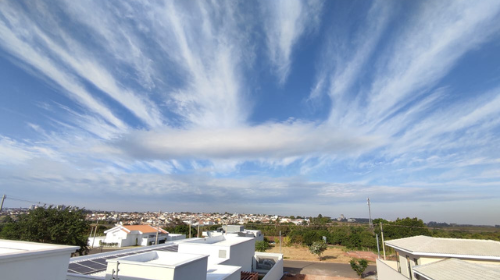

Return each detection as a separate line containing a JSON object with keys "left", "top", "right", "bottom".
{"left": 0, "top": 206, "right": 90, "bottom": 255}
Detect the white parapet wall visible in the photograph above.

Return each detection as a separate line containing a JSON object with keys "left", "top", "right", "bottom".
{"left": 254, "top": 252, "right": 283, "bottom": 280}
{"left": 0, "top": 239, "right": 78, "bottom": 280}
{"left": 377, "top": 258, "right": 409, "bottom": 280}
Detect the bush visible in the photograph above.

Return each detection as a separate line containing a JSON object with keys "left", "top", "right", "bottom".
{"left": 255, "top": 240, "right": 269, "bottom": 252}
{"left": 309, "top": 241, "right": 327, "bottom": 260}
{"left": 350, "top": 258, "right": 368, "bottom": 278}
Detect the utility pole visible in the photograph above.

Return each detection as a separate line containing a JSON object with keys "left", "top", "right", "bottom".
{"left": 380, "top": 222, "right": 386, "bottom": 260}
{"left": 90, "top": 226, "right": 96, "bottom": 248}
{"left": 155, "top": 210, "right": 160, "bottom": 245}
{"left": 367, "top": 198, "right": 373, "bottom": 228}
{"left": 197, "top": 223, "right": 200, "bottom": 238}
{"left": 376, "top": 234, "right": 380, "bottom": 259}
{"left": 279, "top": 231, "right": 282, "bottom": 254}
{"left": 0, "top": 194, "right": 6, "bottom": 211}
{"left": 189, "top": 221, "right": 192, "bottom": 239}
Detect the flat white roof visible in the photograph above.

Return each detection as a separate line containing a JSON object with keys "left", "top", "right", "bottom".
{"left": 413, "top": 258, "right": 500, "bottom": 280}
{"left": 111, "top": 251, "right": 207, "bottom": 267}
{"left": 206, "top": 264, "right": 240, "bottom": 280}
{"left": 385, "top": 235, "right": 500, "bottom": 259}
{"left": 0, "top": 239, "right": 77, "bottom": 259}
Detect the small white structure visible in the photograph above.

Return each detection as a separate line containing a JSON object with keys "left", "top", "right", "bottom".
{"left": 105, "top": 251, "right": 241, "bottom": 280}
{"left": 69, "top": 235, "right": 283, "bottom": 280}
{"left": 101, "top": 225, "right": 184, "bottom": 247}
{"left": 204, "top": 225, "right": 264, "bottom": 242}
{"left": 0, "top": 239, "right": 77, "bottom": 280}
{"left": 178, "top": 235, "right": 255, "bottom": 271}
{"left": 377, "top": 235, "right": 500, "bottom": 280}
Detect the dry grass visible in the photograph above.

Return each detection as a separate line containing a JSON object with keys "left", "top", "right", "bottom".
{"left": 266, "top": 245, "right": 353, "bottom": 263}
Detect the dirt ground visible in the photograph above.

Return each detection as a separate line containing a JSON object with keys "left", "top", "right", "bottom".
{"left": 266, "top": 245, "right": 376, "bottom": 264}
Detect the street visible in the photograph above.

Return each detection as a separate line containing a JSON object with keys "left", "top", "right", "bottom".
{"left": 284, "top": 260, "right": 377, "bottom": 278}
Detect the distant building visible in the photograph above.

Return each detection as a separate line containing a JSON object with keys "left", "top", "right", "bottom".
{"left": 203, "top": 225, "right": 264, "bottom": 241}
{"left": 377, "top": 235, "right": 500, "bottom": 280}
{"left": 98, "top": 224, "right": 184, "bottom": 247}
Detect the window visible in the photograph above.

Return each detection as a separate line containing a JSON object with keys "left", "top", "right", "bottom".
{"left": 219, "top": 250, "right": 227, "bottom": 258}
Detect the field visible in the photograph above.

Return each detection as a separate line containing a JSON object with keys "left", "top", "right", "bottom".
{"left": 265, "top": 245, "right": 376, "bottom": 263}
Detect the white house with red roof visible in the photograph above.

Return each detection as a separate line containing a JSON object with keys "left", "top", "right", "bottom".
{"left": 102, "top": 225, "right": 183, "bottom": 247}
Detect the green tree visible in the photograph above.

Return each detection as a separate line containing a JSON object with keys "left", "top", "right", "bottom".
{"left": 164, "top": 224, "right": 197, "bottom": 237}
{"left": 255, "top": 240, "right": 269, "bottom": 252}
{"left": 375, "top": 217, "right": 430, "bottom": 240}
{"left": 309, "top": 241, "right": 327, "bottom": 260}
{"left": 0, "top": 206, "right": 89, "bottom": 255}
{"left": 350, "top": 258, "right": 368, "bottom": 278}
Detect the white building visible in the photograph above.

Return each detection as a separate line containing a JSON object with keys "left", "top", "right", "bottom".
{"left": 95, "top": 224, "right": 184, "bottom": 247}
{"left": 376, "top": 235, "right": 500, "bottom": 280}
{"left": 69, "top": 235, "right": 283, "bottom": 280}
{"left": 0, "top": 239, "right": 77, "bottom": 280}
{"left": 204, "top": 225, "right": 264, "bottom": 242}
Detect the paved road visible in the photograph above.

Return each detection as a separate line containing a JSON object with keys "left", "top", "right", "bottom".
{"left": 284, "top": 260, "right": 377, "bottom": 278}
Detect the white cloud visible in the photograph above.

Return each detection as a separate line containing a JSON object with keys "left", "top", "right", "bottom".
{"left": 261, "top": 0, "right": 323, "bottom": 85}
{"left": 108, "top": 121, "right": 386, "bottom": 161}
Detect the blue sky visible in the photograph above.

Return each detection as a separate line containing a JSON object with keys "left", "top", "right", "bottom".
{"left": 1, "top": 0, "right": 499, "bottom": 225}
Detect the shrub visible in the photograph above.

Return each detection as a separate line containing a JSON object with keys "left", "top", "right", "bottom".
{"left": 309, "top": 241, "right": 327, "bottom": 260}
{"left": 350, "top": 258, "right": 368, "bottom": 278}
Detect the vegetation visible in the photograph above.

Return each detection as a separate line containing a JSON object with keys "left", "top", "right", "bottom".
{"left": 350, "top": 258, "right": 368, "bottom": 278}
{"left": 255, "top": 240, "right": 270, "bottom": 252}
{"left": 245, "top": 215, "right": 500, "bottom": 253}
{"left": 163, "top": 218, "right": 199, "bottom": 237}
{"left": 309, "top": 241, "right": 327, "bottom": 260}
{"left": 0, "top": 206, "right": 90, "bottom": 255}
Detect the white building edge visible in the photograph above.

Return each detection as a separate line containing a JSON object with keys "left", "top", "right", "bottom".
{"left": 376, "top": 235, "right": 500, "bottom": 280}
{"left": 0, "top": 234, "right": 283, "bottom": 280}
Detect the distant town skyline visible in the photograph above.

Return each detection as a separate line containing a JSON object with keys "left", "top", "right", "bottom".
{"left": 1, "top": 1, "right": 499, "bottom": 225}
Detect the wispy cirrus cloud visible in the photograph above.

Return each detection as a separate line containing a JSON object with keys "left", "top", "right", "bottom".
{"left": 261, "top": 0, "right": 323, "bottom": 85}
{"left": 0, "top": 1, "right": 499, "bottom": 223}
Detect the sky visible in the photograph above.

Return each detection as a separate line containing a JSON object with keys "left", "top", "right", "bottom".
{"left": 0, "top": 1, "right": 500, "bottom": 225}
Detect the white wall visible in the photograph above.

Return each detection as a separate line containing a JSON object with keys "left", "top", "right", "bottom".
{"left": 0, "top": 240, "right": 77, "bottom": 280}
{"left": 377, "top": 259, "right": 409, "bottom": 280}
{"left": 255, "top": 253, "right": 283, "bottom": 280}
{"left": 178, "top": 243, "right": 226, "bottom": 261}
{"left": 226, "top": 238, "right": 254, "bottom": 271}
{"left": 172, "top": 256, "right": 208, "bottom": 280}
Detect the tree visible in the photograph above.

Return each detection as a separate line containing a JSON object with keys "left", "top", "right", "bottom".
{"left": 255, "top": 240, "right": 269, "bottom": 252}
{"left": 164, "top": 224, "right": 197, "bottom": 237}
{"left": 350, "top": 258, "right": 368, "bottom": 278}
{"left": 309, "top": 241, "right": 327, "bottom": 260}
{"left": 0, "top": 206, "right": 89, "bottom": 255}
{"left": 375, "top": 217, "right": 430, "bottom": 240}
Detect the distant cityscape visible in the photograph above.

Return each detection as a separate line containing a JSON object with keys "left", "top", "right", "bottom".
{"left": 2, "top": 206, "right": 498, "bottom": 228}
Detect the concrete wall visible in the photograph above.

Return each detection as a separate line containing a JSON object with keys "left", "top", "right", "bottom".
{"left": 167, "top": 234, "right": 185, "bottom": 241}
{"left": 178, "top": 243, "right": 227, "bottom": 261}
{"left": 255, "top": 253, "right": 283, "bottom": 280}
{"left": 172, "top": 256, "right": 208, "bottom": 280}
{"left": 0, "top": 240, "right": 77, "bottom": 280}
{"left": 226, "top": 238, "right": 255, "bottom": 271}
{"left": 105, "top": 261, "right": 175, "bottom": 280}
{"left": 377, "top": 259, "right": 409, "bottom": 280}
{"left": 105, "top": 252, "right": 208, "bottom": 280}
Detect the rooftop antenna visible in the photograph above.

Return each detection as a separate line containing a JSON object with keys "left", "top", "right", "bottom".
{"left": 367, "top": 198, "right": 373, "bottom": 228}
